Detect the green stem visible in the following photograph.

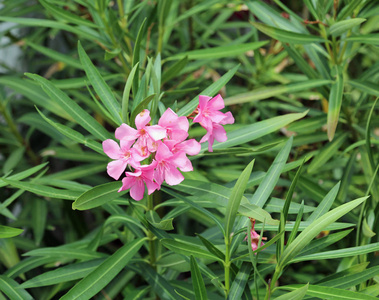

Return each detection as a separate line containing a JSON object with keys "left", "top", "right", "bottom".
{"left": 224, "top": 238, "right": 231, "bottom": 297}
{"left": 147, "top": 193, "right": 156, "bottom": 269}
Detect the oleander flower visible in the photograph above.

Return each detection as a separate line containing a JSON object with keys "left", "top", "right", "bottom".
{"left": 244, "top": 218, "right": 267, "bottom": 252}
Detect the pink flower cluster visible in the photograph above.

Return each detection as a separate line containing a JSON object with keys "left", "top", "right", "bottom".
{"left": 102, "top": 95, "right": 234, "bottom": 200}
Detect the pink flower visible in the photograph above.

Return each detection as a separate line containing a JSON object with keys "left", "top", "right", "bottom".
{"left": 158, "top": 108, "right": 189, "bottom": 142}
{"left": 154, "top": 142, "right": 190, "bottom": 186}
{"left": 193, "top": 95, "right": 234, "bottom": 152}
{"left": 244, "top": 218, "right": 267, "bottom": 252}
{"left": 102, "top": 139, "right": 142, "bottom": 180}
{"left": 118, "top": 162, "right": 158, "bottom": 201}
{"left": 115, "top": 110, "right": 166, "bottom": 153}
{"left": 164, "top": 139, "right": 201, "bottom": 172}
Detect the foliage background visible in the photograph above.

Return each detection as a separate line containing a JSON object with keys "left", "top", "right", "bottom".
{"left": 0, "top": 0, "right": 379, "bottom": 299}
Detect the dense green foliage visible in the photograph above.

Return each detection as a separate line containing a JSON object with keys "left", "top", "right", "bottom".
{"left": 0, "top": 0, "right": 379, "bottom": 299}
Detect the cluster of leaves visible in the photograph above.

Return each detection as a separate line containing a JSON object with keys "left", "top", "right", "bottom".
{"left": 0, "top": 0, "right": 379, "bottom": 299}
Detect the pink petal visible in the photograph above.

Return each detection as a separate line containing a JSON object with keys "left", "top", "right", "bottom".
{"left": 115, "top": 124, "right": 138, "bottom": 141}
{"left": 154, "top": 166, "right": 165, "bottom": 186}
{"left": 220, "top": 111, "right": 235, "bottom": 125}
{"left": 119, "top": 176, "right": 136, "bottom": 192}
{"left": 198, "top": 95, "right": 211, "bottom": 110}
{"left": 145, "top": 179, "right": 159, "bottom": 194}
{"left": 155, "top": 142, "right": 173, "bottom": 162}
{"left": 107, "top": 160, "right": 128, "bottom": 180}
{"left": 135, "top": 109, "right": 151, "bottom": 129}
{"left": 158, "top": 108, "right": 178, "bottom": 127}
{"left": 209, "top": 110, "right": 227, "bottom": 123}
{"left": 207, "top": 135, "right": 215, "bottom": 152}
{"left": 130, "top": 179, "right": 145, "bottom": 200}
{"left": 200, "top": 131, "right": 211, "bottom": 144}
{"left": 164, "top": 165, "right": 184, "bottom": 186}
{"left": 213, "top": 124, "right": 227, "bottom": 143}
{"left": 208, "top": 94, "right": 225, "bottom": 110}
{"left": 120, "top": 139, "right": 135, "bottom": 151}
{"left": 177, "top": 116, "right": 189, "bottom": 132}
{"left": 169, "top": 129, "right": 188, "bottom": 143}
{"left": 103, "top": 139, "right": 121, "bottom": 159}
{"left": 171, "top": 151, "right": 189, "bottom": 170}
{"left": 177, "top": 139, "right": 201, "bottom": 156}
{"left": 146, "top": 125, "right": 167, "bottom": 141}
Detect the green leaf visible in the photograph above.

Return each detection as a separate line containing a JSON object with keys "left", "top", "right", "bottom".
{"left": 130, "top": 94, "right": 156, "bottom": 127}
{"left": 162, "top": 56, "right": 188, "bottom": 84}
{"left": 251, "top": 137, "right": 293, "bottom": 208}
{"left": 196, "top": 235, "right": 225, "bottom": 261}
{"left": 224, "top": 80, "right": 331, "bottom": 105}
{"left": 278, "top": 196, "right": 367, "bottom": 268}
{"left": 209, "top": 112, "right": 305, "bottom": 151}
{"left": 225, "top": 159, "right": 255, "bottom": 239}
{"left": 168, "top": 41, "right": 268, "bottom": 61}
{"left": 61, "top": 238, "right": 145, "bottom": 300}
{"left": 279, "top": 284, "right": 378, "bottom": 300}
{"left": 20, "top": 259, "right": 105, "bottom": 288}
{"left": 307, "top": 182, "right": 340, "bottom": 223}
{"left": 134, "top": 263, "right": 179, "bottom": 300}
{"left": 307, "top": 133, "right": 348, "bottom": 174}
{"left": 190, "top": 256, "right": 207, "bottom": 300}
{"left": 161, "top": 239, "right": 223, "bottom": 262}
{"left": 25, "top": 40, "right": 83, "bottom": 69}
{"left": 327, "top": 66, "right": 344, "bottom": 141}
{"left": 36, "top": 107, "right": 104, "bottom": 155}
{"left": 25, "top": 73, "right": 111, "bottom": 140}
{"left": 122, "top": 63, "right": 139, "bottom": 123}
{"left": 32, "top": 198, "right": 47, "bottom": 245}
{"left": 0, "top": 178, "right": 80, "bottom": 200}
{"left": 251, "top": 22, "right": 326, "bottom": 44}
{"left": 3, "top": 147, "right": 25, "bottom": 174}
{"left": 238, "top": 203, "right": 279, "bottom": 225}
{"left": 348, "top": 80, "right": 379, "bottom": 97}
{"left": 146, "top": 211, "right": 174, "bottom": 231}
{"left": 329, "top": 18, "right": 366, "bottom": 36}
{"left": 0, "top": 226, "right": 23, "bottom": 238}
{"left": 346, "top": 34, "right": 379, "bottom": 45}
{"left": 39, "top": 0, "right": 99, "bottom": 28}
{"left": 274, "top": 283, "right": 308, "bottom": 300}
{"left": 227, "top": 262, "right": 251, "bottom": 300}
{"left": 72, "top": 181, "right": 126, "bottom": 210}
{"left": 24, "top": 247, "right": 106, "bottom": 260}
{"left": 132, "top": 18, "right": 147, "bottom": 97}
{"left": 78, "top": 41, "right": 122, "bottom": 125}
{"left": 0, "top": 275, "right": 33, "bottom": 300}
{"left": 292, "top": 242, "right": 379, "bottom": 262}
{"left": 177, "top": 64, "right": 239, "bottom": 117}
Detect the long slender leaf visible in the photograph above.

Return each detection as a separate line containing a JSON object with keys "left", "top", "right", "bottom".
{"left": 190, "top": 256, "right": 207, "bottom": 300}
{"left": 0, "top": 275, "right": 33, "bottom": 300}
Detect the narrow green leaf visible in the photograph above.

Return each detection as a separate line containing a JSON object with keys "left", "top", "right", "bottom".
{"left": 130, "top": 94, "right": 156, "bottom": 127}
{"left": 3, "top": 147, "right": 25, "bottom": 174}
{"left": 251, "top": 22, "right": 326, "bottom": 44}
{"left": 348, "top": 80, "right": 379, "bottom": 97}
{"left": 32, "top": 198, "right": 47, "bottom": 245}
{"left": 225, "top": 159, "right": 255, "bottom": 239}
{"left": 146, "top": 211, "right": 174, "bottom": 231}
{"left": 274, "top": 283, "right": 308, "bottom": 300}
{"left": 72, "top": 182, "right": 126, "bottom": 210}
{"left": 251, "top": 137, "right": 293, "bottom": 208}
{"left": 286, "top": 201, "right": 304, "bottom": 246}
{"left": 327, "top": 66, "right": 344, "bottom": 141}
{"left": 0, "top": 275, "right": 33, "bottom": 300}
{"left": 278, "top": 196, "right": 367, "bottom": 268}
{"left": 177, "top": 64, "right": 239, "bottom": 117}
{"left": 292, "top": 242, "right": 379, "bottom": 262}
{"left": 162, "top": 56, "right": 188, "bottom": 84}
{"left": 280, "top": 284, "right": 378, "bottom": 300}
{"left": 24, "top": 248, "right": 106, "bottom": 260}
{"left": 190, "top": 256, "right": 207, "bottom": 300}
{"left": 25, "top": 73, "right": 111, "bottom": 140}
{"left": 61, "top": 238, "right": 145, "bottom": 300}
{"left": 337, "top": 0, "right": 363, "bottom": 21}
{"left": 0, "top": 178, "right": 80, "bottom": 200}
{"left": 0, "top": 226, "right": 23, "bottom": 238}
{"left": 227, "top": 262, "right": 251, "bottom": 300}
{"left": 307, "top": 182, "right": 340, "bottom": 223}
{"left": 39, "top": 0, "right": 99, "bottom": 28}
{"left": 209, "top": 112, "right": 305, "bottom": 151}
{"left": 197, "top": 235, "right": 225, "bottom": 261}
{"left": 122, "top": 63, "right": 139, "bottom": 123}
{"left": 224, "top": 80, "right": 331, "bottom": 105}
{"left": 329, "top": 18, "right": 366, "bottom": 36}
{"left": 132, "top": 18, "right": 147, "bottom": 97}
{"left": 36, "top": 107, "right": 104, "bottom": 155}
{"left": 78, "top": 41, "right": 122, "bottom": 124}
{"left": 307, "top": 133, "right": 348, "bottom": 174}
{"left": 168, "top": 41, "right": 268, "bottom": 61}
{"left": 20, "top": 259, "right": 105, "bottom": 288}
{"left": 346, "top": 34, "right": 379, "bottom": 45}
{"left": 161, "top": 239, "right": 223, "bottom": 262}
{"left": 238, "top": 203, "right": 279, "bottom": 225}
